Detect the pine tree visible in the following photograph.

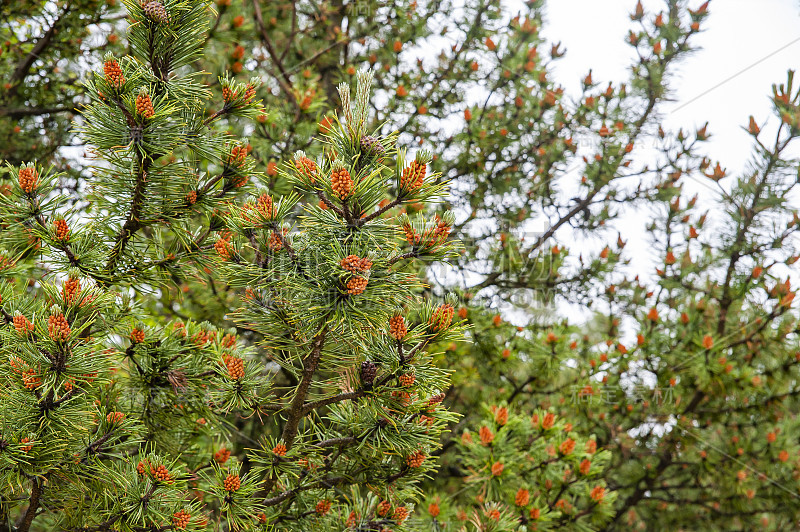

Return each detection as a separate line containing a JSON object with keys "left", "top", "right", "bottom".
{"left": 0, "top": 0, "right": 463, "bottom": 529}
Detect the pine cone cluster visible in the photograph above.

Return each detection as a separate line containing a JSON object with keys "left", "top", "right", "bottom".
{"left": 172, "top": 510, "right": 191, "bottom": 529}
{"left": 47, "top": 313, "right": 70, "bottom": 341}
{"left": 400, "top": 160, "right": 426, "bottom": 191}
{"left": 223, "top": 354, "right": 244, "bottom": 380}
{"left": 331, "top": 167, "right": 353, "bottom": 199}
{"left": 18, "top": 165, "right": 39, "bottom": 194}
{"left": 227, "top": 144, "right": 249, "bottom": 168}
{"left": 135, "top": 92, "right": 155, "bottom": 119}
{"left": 272, "top": 443, "right": 287, "bottom": 456}
{"left": 222, "top": 86, "right": 237, "bottom": 102}
{"left": 406, "top": 450, "right": 426, "bottom": 468}
{"left": 398, "top": 373, "right": 415, "bottom": 387}
{"left": 223, "top": 473, "right": 241, "bottom": 492}
{"left": 106, "top": 411, "right": 125, "bottom": 423}
{"left": 256, "top": 193, "right": 275, "bottom": 218}
{"left": 429, "top": 303, "right": 454, "bottom": 331}
{"left": 13, "top": 314, "right": 34, "bottom": 335}
{"left": 215, "top": 236, "right": 232, "bottom": 260}
{"left": 130, "top": 328, "right": 145, "bottom": 343}
{"left": 186, "top": 190, "right": 197, "bottom": 204}
{"left": 62, "top": 277, "right": 81, "bottom": 305}
{"left": 346, "top": 277, "right": 368, "bottom": 295}
{"left": 377, "top": 500, "right": 391, "bottom": 517}
{"left": 22, "top": 369, "right": 40, "bottom": 390}
{"left": 388, "top": 314, "right": 407, "bottom": 339}
{"left": 294, "top": 156, "right": 317, "bottom": 181}
{"left": 153, "top": 464, "right": 172, "bottom": 482}
{"left": 515, "top": 488, "right": 530, "bottom": 506}
{"left": 360, "top": 361, "right": 377, "bottom": 387}
{"left": 393, "top": 506, "right": 409, "bottom": 524}
{"left": 103, "top": 58, "right": 125, "bottom": 88}
{"left": 20, "top": 438, "right": 32, "bottom": 452}
{"left": 142, "top": 0, "right": 169, "bottom": 23}
{"left": 53, "top": 219, "right": 69, "bottom": 241}
{"left": 214, "top": 447, "right": 231, "bottom": 464}
{"left": 341, "top": 254, "right": 372, "bottom": 273}
{"left": 315, "top": 499, "right": 331, "bottom": 515}
{"left": 268, "top": 229, "right": 286, "bottom": 251}
{"left": 244, "top": 83, "right": 256, "bottom": 102}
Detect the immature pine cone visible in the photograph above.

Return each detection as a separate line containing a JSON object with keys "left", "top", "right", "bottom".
{"left": 377, "top": 500, "right": 391, "bottom": 517}
{"left": 214, "top": 447, "right": 231, "bottom": 464}
{"left": 20, "top": 438, "right": 32, "bottom": 452}
{"left": 272, "top": 443, "right": 286, "bottom": 456}
{"left": 53, "top": 219, "right": 69, "bottom": 240}
{"left": 136, "top": 461, "right": 147, "bottom": 476}
{"left": 142, "top": 0, "right": 169, "bottom": 23}
{"left": 346, "top": 277, "right": 368, "bottom": 295}
{"left": 294, "top": 156, "right": 317, "bottom": 181}
{"left": 22, "top": 369, "right": 40, "bottom": 390}
{"left": 215, "top": 237, "right": 232, "bottom": 260}
{"left": 13, "top": 314, "right": 34, "bottom": 335}
{"left": 360, "top": 361, "right": 377, "bottom": 387}
{"left": 430, "top": 303, "right": 454, "bottom": 331}
{"left": 393, "top": 506, "right": 409, "bottom": 524}
{"left": 130, "top": 328, "right": 145, "bottom": 343}
{"left": 341, "top": 254, "right": 372, "bottom": 273}
{"left": 515, "top": 488, "right": 530, "bottom": 507}
{"left": 153, "top": 464, "right": 172, "bottom": 482}
{"left": 223, "top": 473, "right": 241, "bottom": 492}
{"left": 107, "top": 411, "right": 125, "bottom": 423}
{"left": 225, "top": 356, "right": 245, "bottom": 380}
{"left": 186, "top": 190, "right": 197, "bottom": 204}
{"left": 48, "top": 313, "right": 70, "bottom": 341}
{"left": 172, "top": 510, "right": 191, "bottom": 530}
{"left": 388, "top": 315, "right": 407, "bottom": 339}
{"left": 244, "top": 83, "right": 256, "bottom": 102}
{"left": 18, "top": 165, "right": 39, "bottom": 193}
{"left": 62, "top": 277, "right": 81, "bottom": 305}
{"left": 400, "top": 160, "right": 426, "bottom": 191}
{"left": 360, "top": 135, "right": 385, "bottom": 160}
{"left": 398, "top": 373, "right": 415, "bottom": 388}
{"left": 331, "top": 168, "right": 353, "bottom": 199}
{"left": 103, "top": 58, "right": 125, "bottom": 88}
{"left": 406, "top": 450, "right": 426, "bottom": 468}
{"left": 316, "top": 499, "right": 331, "bottom": 515}
{"left": 222, "top": 86, "right": 237, "bottom": 102}
{"left": 135, "top": 92, "right": 155, "bottom": 119}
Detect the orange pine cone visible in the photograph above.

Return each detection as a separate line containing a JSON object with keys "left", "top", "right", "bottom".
{"left": 47, "top": 313, "right": 70, "bottom": 341}
{"left": 186, "top": 190, "right": 197, "bottom": 204}
{"left": 400, "top": 160, "right": 426, "bottom": 191}
{"left": 272, "top": 443, "right": 287, "bottom": 456}
{"left": 346, "top": 277, "right": 368, "bottom": 295}
{"left": 515, "top": 488, "right": 530, "bottom": 506}
{"left": 135, "top": 92, "right": 155, "bottom": 119}
{"left": 388, "top": 314, "right": 407, "bottom": 339}
{"left": 377, "top": 500, "right": 391, "bottom": 517}
{"left": 225, "top": 356, "right": 245, "bottom": 380}
{"left": 214, "top": 447, "right": 231, "bottom": 464}
{"left": 62, "top": 277, "right": 81, "bottom": 305}
{"left": 392, "top": 506, "right": 409, "bottom": 524}
{"left": 20, "top": 437, "right": 32, "bottom": 452}
{"left": 341, "top": 254, "right": 372, "bottom": 273}
{"left": 18, "top": 165, "right": 39, "bottom": 194}
{"left": 429, "top": 303, "right": 454, "bottom": 331}
{"left": 172, "top": 510, "right": 191, "bottom": 529}
{"left": 53, "top": 219, "right": 69, "bottom": 241}
{"left": 331, "top": 168, "right": 353, "bottom": 199}
{"left": 316, "top": 499, "right": 331, "bottom": 515}
{"left": 398, "top": 373, "right": 415, "bottom": 387}
{"left": 106, "top": 411, "right": 125, "bottom": 424}
{"left": 294, "top": 156, "right": 317, "bottom": 181}
{"left": 153, "top": 464, "right": 172, "bottom": 482}
{"left": 406, "top": 450, "right": 426, "bottom": 468}
{"left": 215, "top": 237, "right": 232, "bottom": 260}
{"left": 223, "top": 473, "right": 241, "bottom": 492}
{"left": 13, "top": 314, "right": 34, "bottom": 335}
{"left": 103, "top": 58, "right": 125, "bottom": 88}
{"left": 130, "top": 328, "right": 145, "bottom": 343}
{"left": 222, "top": 86, "right": 237, "bottom": 102}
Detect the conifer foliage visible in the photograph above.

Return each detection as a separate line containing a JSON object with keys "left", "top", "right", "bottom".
{"left": 0, "top": 1, "right": 463, "bottom": 530}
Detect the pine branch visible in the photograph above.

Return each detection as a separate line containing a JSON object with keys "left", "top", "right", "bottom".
{"left": 15, "top": 477, "right": 43, "bottom": 532}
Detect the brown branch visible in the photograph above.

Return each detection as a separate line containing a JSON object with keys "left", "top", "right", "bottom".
{"left": 16, "top": 477, "right": 43, "bottom": 532}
